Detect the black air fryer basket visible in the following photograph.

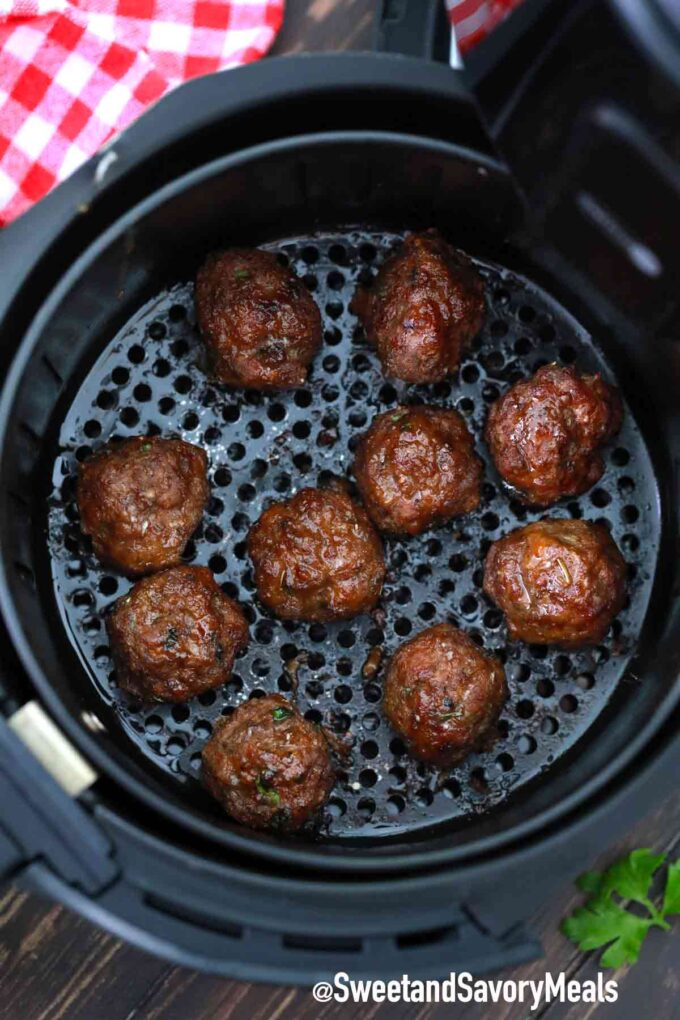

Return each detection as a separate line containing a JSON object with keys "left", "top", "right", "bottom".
{"left": 0, "top": 0, "right": 678, "bottom": 983}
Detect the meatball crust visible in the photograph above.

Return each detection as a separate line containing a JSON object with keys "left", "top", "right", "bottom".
{"left": 485, "top": 363, "right": 622, "bottom": 506}
{"left": 201, "top": 694, "right": 334, "bottom": 832}
{"left": 77, "top": 436, "right": 209, "bottom": 576}
{"left": 195, "top": 248, "right": 322, "bottom": 390}
{"left": 248, "top": 488, "right": 385, "bottom": 622}
{"left": 483, "top": 519, "right": 626, "bottom": 648}
{"left": 384, "top": 623, "right": 507, "bottom": 766}
{"left": 107, "top": 565, "right": 248, "bottom": 703}
{"left": 354, "top": 405, "right": 482, "bottom": 535}
{"left": 351, "top": 229, "right": 485, "bottom": 384}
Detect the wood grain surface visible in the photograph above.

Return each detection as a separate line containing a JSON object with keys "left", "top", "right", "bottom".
{"left": 1, "top": 2, "right": 678, "bottom": 1018}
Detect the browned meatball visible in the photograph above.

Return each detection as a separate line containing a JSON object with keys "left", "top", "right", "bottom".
{"left": 201, "top": 694, "right": 334, "bottom": 832}
{"left": 77, "top": 437, "right": 209, "bottom": 576}
{"left": 354, "top": 405, "right": 482, "bottom": 535}
{"left": 483, "top": 519, "right": 626, "bottom": 648}
{"left": 351, "top": 229, "right": 485, "bottom": 383}
{"left": 485, "top": 364, "right": 622, "bottom": 506}
{"left": 248, "top": 487, "right": 385, "bottom": 622}
{"left": 383, "top": 623, "right": 507, "bottom": 766}
{"left": 107, "top": 565, "right": 248, "bottom": 703}
{"left": 195, "top": 248, "right": 322, "bottom": 389}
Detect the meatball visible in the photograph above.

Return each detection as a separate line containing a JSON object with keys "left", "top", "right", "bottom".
{"left": 485, "top": 363, "right": 622, "bottom": 506}
{"left": 107, "top": 565, "right": 248, "bottom": 703}
{"left": 195, "top": 248, "right": 322, "bottom": 389}
{"left": 351, "top": 229, "right": 485, "bottom": 383}
{"left": 201, "top": 694, "right": 334, "bottom": 832}
{"left": 354, "top": 405, "right": 482, "bottom": 535}
{"left": 77, "top": 436, "right": 209, "bottom": 576}
{"left": 383, "top": 623, "right": 507, "bottom": 766}
{"left": 483, "top": 519, "right": 626, "bottom": 648}
{"left": 248, "top": 487, "right": 385, "bottom": 622}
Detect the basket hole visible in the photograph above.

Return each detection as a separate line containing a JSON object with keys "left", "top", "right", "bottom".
{"left": 590, "top": 488, "right": 611, "bottom": 508}
{"left": 334, "top": 685, "right": 353, "bottom": 705}
{"left": 442, "top": 778, "right": 461, "bottom": 799}
{"left": 560, "top": 694, "right": 578, "bottom": 713}
{"left": 363, "top": 683, "right": 381, "bottom": 703}
{"left": 83, "top": 419, "right": 101, "bottom": 438}
{"left": 357, "top": 798, "right": 375, "bottom": 820}
{"left": 611, "top": 447, "right": 630, "bottom": 466}
{"left": 127, "top": 344, "right": 145, "bottom": 364}
{"left": 387, "top": 795, "right": 405, "bottom": 816}
{"left": 536, "top": 678, "right": 554, "bottom": 698}
{"left": 153, "top": 358, "right": 171, "bottom": 377}
{"left": 516, "top": 699, "right": 534, "bottom": 719}
{"left": 147, "top": 320, "right": 166, "bottom": 340}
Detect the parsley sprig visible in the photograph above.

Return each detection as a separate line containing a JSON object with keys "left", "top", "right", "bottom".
{"left": 562, "top": 849, "right": 680, "bottom": 967}
{"left": 255, "top": 775, "right": 280, "bottom": 805}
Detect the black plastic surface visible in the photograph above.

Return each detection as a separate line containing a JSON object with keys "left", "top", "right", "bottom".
{"left": 0, "top": 717, "right": 117, "bottom": 892}
{"left": 374, "top": 0, "right": 451, "bottom": 62}
{"left": 15, "top": 719, "right": 678, "bottom": 982}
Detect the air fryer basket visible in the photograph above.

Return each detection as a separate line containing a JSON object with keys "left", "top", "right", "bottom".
{"left": 1, "top": 134, "right": 677, "bottom": 870}
{"left": 49, "top": 229, "right": 660, "bottom": 844}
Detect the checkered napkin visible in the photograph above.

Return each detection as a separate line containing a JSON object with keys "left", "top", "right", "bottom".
{"left": 447, "top": 0, "right": 523, "bottom": 52}
{"left": 0, "top": 0, "right": 284, "bottom": 224}
{"left": 0, "top": 0, "right": 521, "bottom": 227}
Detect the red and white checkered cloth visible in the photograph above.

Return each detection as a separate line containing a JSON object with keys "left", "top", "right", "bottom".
{"left": 0, "top": 0, "right": 284, "bottom": 224}
{"left": 447, "top": 0, "right": 523, "bottom": 54}
{"left": 0, "top": 0, "right": 521, "bottom": 227}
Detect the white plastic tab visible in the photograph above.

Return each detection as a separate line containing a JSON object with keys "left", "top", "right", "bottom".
{"left": 9, "top": 701, "right": 97, "bottom": 797}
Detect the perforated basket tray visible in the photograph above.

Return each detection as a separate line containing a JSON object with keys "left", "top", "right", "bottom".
{"left": 48, "top": 230, "right": 660, "bottom": 844}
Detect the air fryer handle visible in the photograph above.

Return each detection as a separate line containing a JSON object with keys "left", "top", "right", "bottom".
{"left": 375, "top": 0, "right": 680, "bottom": 333}
{"left": 0, "top": 715, "right": 117, "bottom": 894}
{"left": 374, "top": 0, "right": 450, "bottom": 60}
{"left": 373, "top": 0, "right": 562, "bottom": 65}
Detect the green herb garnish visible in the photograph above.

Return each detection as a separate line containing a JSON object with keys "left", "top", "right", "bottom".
{"left": 440, "top": 710, "right": 462, "bottom": 722}
{"left": 234, "top": 267, "right": 251, "bottom": 281}
{"left": 164, "top": 626, "right": 178, "bottom": 650}
{"left": 255, "top": 775, "right": 280, "bottom": 805}
{"left": 391, "top": 410, "right": 409, "bottom": 423}
{"left": 272, "top": 706, "right": 293, "bottom": 722}
{"left": 562, "top": 849, "right": 680, "bottom": 967}
{"left": 140, "top": 442, "right": 152, "bottom": 453}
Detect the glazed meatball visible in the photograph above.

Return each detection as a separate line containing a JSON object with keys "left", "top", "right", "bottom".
{"left": 201, "top": 694, "right": 334, "bottom": 832}
{"left": 195, "top": 248, "right": 322, "bottom": 389}
{"left": 483, "top": 519, "right": 626, "bottom": 648}
{"left": 384, "top": 623, "right": 507, "bottom": 766}
{"left": 354, "top": 405, "right": 482, "bottom": 535}
{"left": 107, "top": 565, "right": 248, "bottom": 703}
{"left": 485, "top": 363, "right": 622, "bottom": 506}
{"left": 248, "top": 487, "right": 385, "bottom": 622}
{"left": 351, "top": 229, "right": 485, "bottom": 383}
{"left": 77, "top": 436, "right": 209, "bottom": 576}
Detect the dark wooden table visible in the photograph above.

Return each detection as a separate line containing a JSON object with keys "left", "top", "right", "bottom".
{"left": 1, "top": 2, "right": 678, "bottom": 1017}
